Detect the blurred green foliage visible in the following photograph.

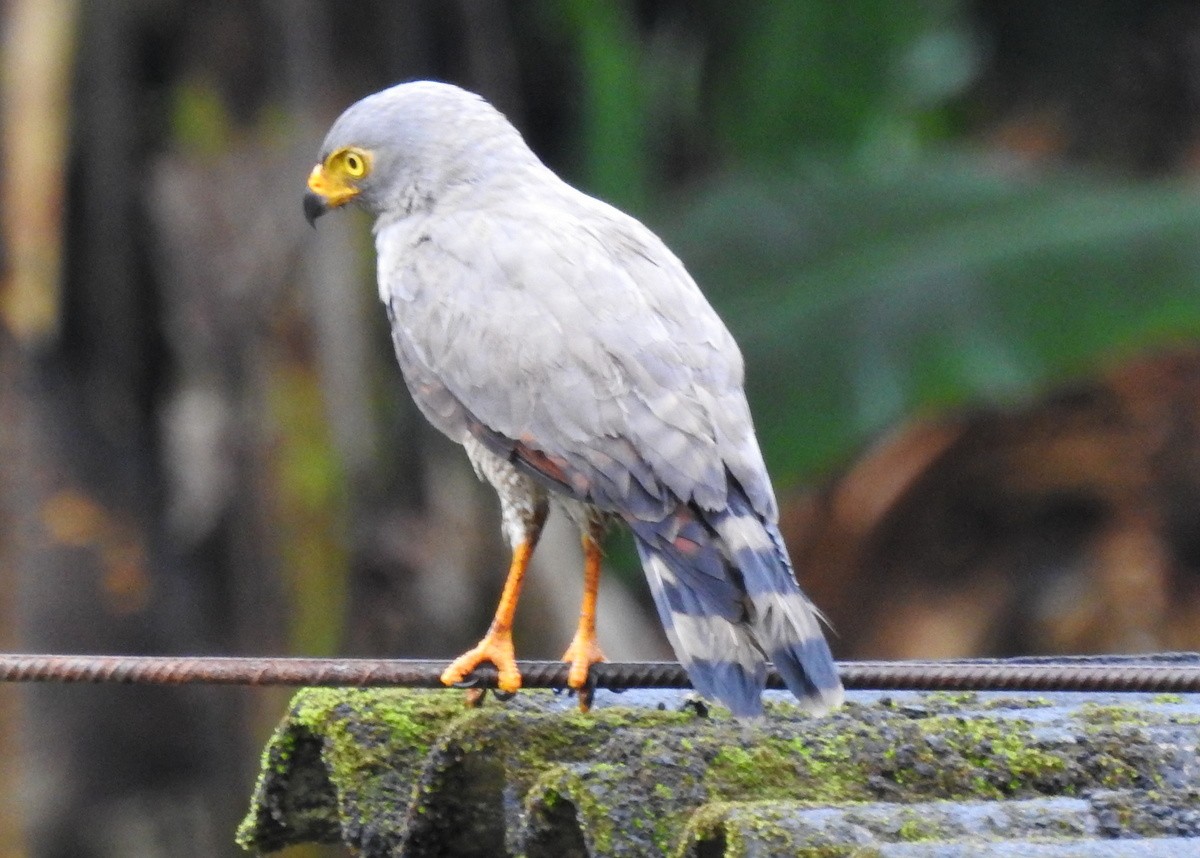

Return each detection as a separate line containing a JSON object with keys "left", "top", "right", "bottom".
{"left": 551, "top": 1, "right": 1200, "bottom": 486}
{"left": 710, "top": 1, "right": 969, "bottom": 162}
{"left": 556, "top": 0, "right": 650, "bottom": 212}
{"left": 670, "top": 160, "right": 1200, "bottom": 479}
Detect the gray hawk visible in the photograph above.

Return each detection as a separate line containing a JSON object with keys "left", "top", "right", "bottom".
{"left": 303, "top": 81, "right": 843, "bottom": 717}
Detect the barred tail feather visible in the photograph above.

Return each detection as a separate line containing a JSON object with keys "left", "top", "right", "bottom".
{"left": 713, "top": 495, "right": 844, "bottom": 714}
{"left": 636, "top": 545, "right": 767, "bottom": 715}
{"left": 631, "top": 491, "right": 843, "bottom": 717}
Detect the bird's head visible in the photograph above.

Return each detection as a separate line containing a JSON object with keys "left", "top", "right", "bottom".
{"left": 303, "top": 80, "right": 539, "bottom": 226}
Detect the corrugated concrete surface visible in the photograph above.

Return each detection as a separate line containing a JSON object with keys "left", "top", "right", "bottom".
{"left": 237, "top": 682, "right": 1200, "bottom": 857}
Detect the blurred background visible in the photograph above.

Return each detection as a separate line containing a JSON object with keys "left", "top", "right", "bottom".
{"left": 4, "top": 1, "right": 1200, "bottom": 855}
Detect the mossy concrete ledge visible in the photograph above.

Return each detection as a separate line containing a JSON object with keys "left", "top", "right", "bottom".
{"left": 236, "top": 687, "right": 1200, "bottom": 857}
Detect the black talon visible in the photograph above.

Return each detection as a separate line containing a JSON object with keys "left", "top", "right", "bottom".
{"left": 680, "top": 696, "right": 710, "bottom": 718}
{"left": 464, "top": 688, "right": 487, "bottom": 707}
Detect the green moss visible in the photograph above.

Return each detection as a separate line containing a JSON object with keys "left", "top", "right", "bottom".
{"left": 527, "top": 748, "right": 689, "bottom": 855}
{"left": 239, "top": 689, "right": 1183, "bottom": 854}
{"left": 288, "top": 687, "right": 462, "bottom": 781}
{"left": 679, "top": 801, "right": 887, "bottom": 858}
{"left": 1070, "top": 703, "right": 1167, "bottom": 790}
{"left": 706, "top": 706, "right": 1094, "bottom": 807}
{"left": 237, "top": 687, "right": 473, "bottom": 851}
{"left": 924, "top": 691, "right": 980, "bottom": 708}
{"left": 1091, "top": 788, "right": 1200, "bottom": 837}
{"left": 653, "top": 808, "right": 679, "bottom": 853}
{"left": 397, "top": 698, "right": 706, "bottom": 855}
{"left": 1151, "top": 694, "right": 1185, "bottom": 705}
{"left": 678, "top": 802, "right": 795, "bottom": 858}
{"left": 952, "top": 717, "right": 1068, "bottom": 795}
{"left": 1077, "top": 702, "right": 1160, "bottom": 727}
{"left": 441, "top": 701, "right": 692, "bottom": 797}
{"left": 895, "top": 810, "right": 942, "bottom": 842}
{"left": 981, "top": 695, "right": 1054, "bottom": 710}
{"left": 531, "top": 766, "right": 618, "bottom": 855}
{"left": 709, "top": 732, "right": 875, "bottom": 804}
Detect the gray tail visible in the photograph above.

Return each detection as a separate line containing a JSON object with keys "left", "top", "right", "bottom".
{"left": 630, "top": 489, "right": 843, "bottom": 717}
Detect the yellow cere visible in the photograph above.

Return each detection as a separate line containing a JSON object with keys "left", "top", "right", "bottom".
{"left": 307, "top": 147, "right": 372, "bottom": 208}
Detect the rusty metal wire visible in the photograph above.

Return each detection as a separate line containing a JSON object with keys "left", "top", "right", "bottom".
{"left": 0, "top": 653, "right": 1196, "bottom": 693}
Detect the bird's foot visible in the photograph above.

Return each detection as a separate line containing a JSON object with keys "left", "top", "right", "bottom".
{"left": 441, "top": 631, "right": 522, "bottom": 694}
{"left": 561, "top": 634, "right": 606, "bottom": 690}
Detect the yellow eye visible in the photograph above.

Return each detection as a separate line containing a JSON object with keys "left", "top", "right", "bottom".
{"left": 341, "top": 150, "right": 367, "bottom": 177}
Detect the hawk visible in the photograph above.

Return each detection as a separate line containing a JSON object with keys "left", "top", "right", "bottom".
{"left": 303, "top": 81, "right": 842, "bottom": 716}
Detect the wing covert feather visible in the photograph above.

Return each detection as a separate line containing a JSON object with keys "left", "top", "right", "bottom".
{"left": 378, "top": 189, "right": 776, "bottom": 520}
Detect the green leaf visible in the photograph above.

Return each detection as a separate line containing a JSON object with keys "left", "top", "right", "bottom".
{"left": 660, "top": 155, "right": 1200, "bottom": 482}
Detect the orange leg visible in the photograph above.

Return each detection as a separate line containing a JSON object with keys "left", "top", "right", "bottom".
{"left": 441, "top": 539, "right": 535, "bottom": 694}
{"left": 560, "top": 532, "right": 608, "bottom": 704}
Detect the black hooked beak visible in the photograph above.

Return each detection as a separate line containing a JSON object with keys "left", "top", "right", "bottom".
{"left": 303, "top": 190, "right": 329, "bottom": 227}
